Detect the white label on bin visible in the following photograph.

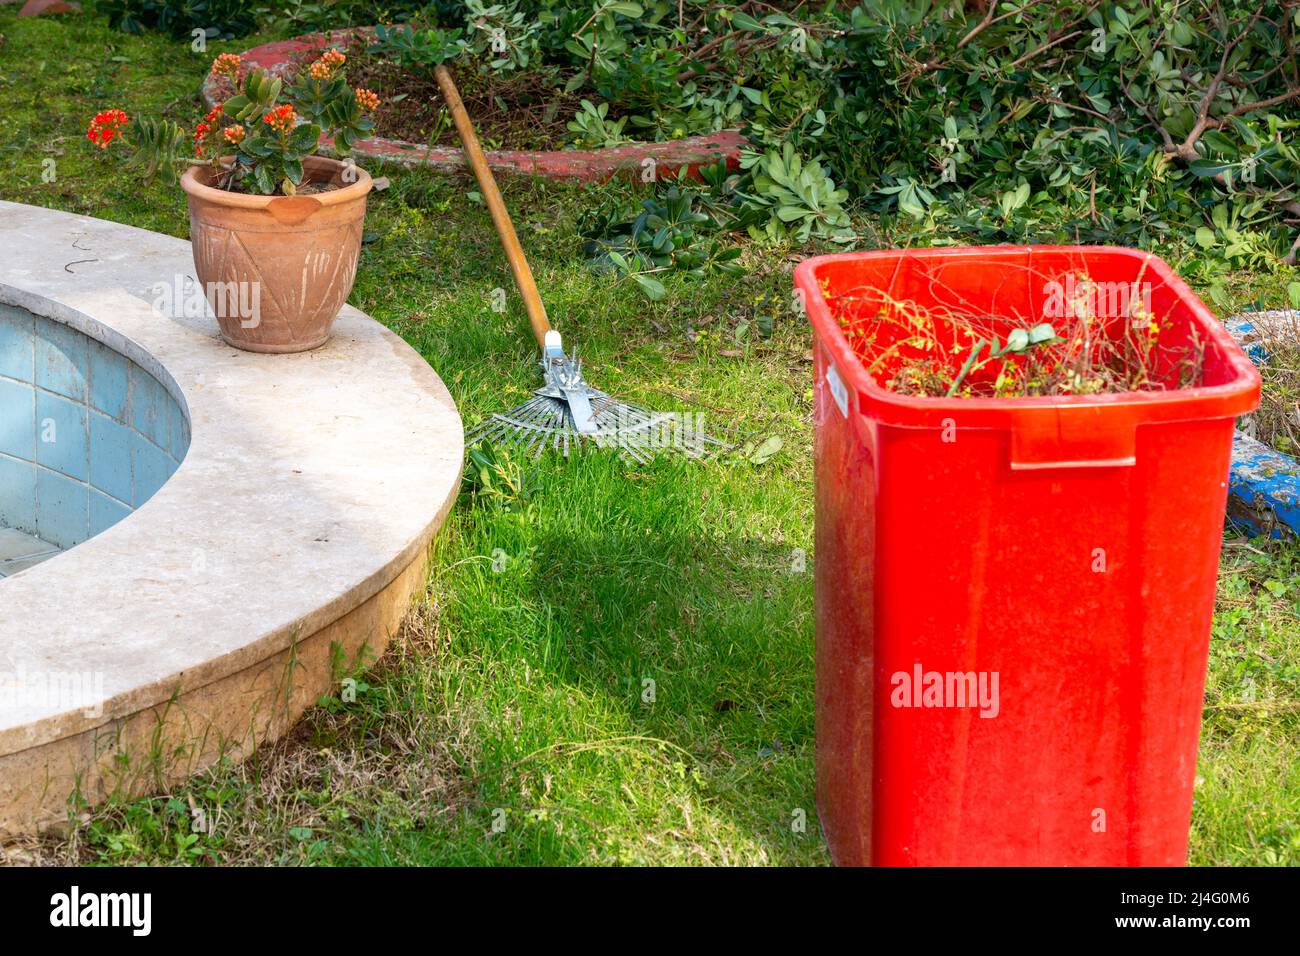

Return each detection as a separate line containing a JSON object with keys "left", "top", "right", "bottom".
{"left": 827, "top": 362, "right": 848, "bottom": 418}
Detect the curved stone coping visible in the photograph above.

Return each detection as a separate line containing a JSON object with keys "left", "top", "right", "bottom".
{"left": 1226, "top": 309, "right": 1300, "bottom": 537}
{"left": 0, "top": 200, "right": 463, "bottom": 759}
{"left": 203, "top": 28, "right": 748, "bottom": 182}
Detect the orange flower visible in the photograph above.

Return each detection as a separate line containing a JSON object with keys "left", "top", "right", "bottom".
{"left": 223, "top": 124, "right": 246, "bottom": 145}
{"left": 210, "top": 53, "right": 242, "bottom": 81}
{"left": 354, "top": 87, "right": 380, "bottom": 111}
{"left": 308, "top": 48, "right": 346, "bottom": 80}
{"left": 86, "top": 109, "right": 129, "bottom": 149}
{"left": 262, "top": 104, "right": 297, "bottom": 135}
{"left": 194, "top": 121, "right": 212, "bottom": 157}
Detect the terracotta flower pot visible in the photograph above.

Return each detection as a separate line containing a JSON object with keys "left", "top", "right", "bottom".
{"left": 181, "top": 155, "right": 372, "bottom": 353}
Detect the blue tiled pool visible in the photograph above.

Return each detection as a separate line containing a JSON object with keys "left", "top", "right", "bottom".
{"left": 0, "top": 304, "right": 189, "bottom": 576}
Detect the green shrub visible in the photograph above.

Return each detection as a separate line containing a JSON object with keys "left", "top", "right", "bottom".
{"left": 93, "top": 0, "right": 260, "bottom": 40}
{"left": 93, "top": 0, "right": 1300, "bottom": 272}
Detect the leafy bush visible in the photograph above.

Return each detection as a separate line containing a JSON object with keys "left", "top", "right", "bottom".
{"left": 582, "top": 162, "right": 749, "bottom": 299}
{"left": 463, "top": 0, "right": 544, "bottom": 70}
{"left": 94, "top": 0, "right": 260, "bottom": 40}
{"left": 93, "top": 0, "right": 1300, "bottom": 275}
{"left": 429, "top": 1, "right": 1300, "bottom": 269}
{"left": 740, "top": 144, "right": 853, "bottom": 243}
{"left": 826, "top": 1, "right": 1300, "bottom": 265}
{"left": 566, "top": 99, "right": 629, "bottom": 147}
{"left": 369, "top": 22, "right": 465, "bottom": 67}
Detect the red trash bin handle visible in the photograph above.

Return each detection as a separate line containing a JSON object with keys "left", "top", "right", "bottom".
{"left": 1009, "top": 405, "right": 1138, "bottom": 470}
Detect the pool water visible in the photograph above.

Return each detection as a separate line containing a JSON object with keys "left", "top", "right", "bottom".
{"left": 0, "top": 304, "right": 189, "bottom": 576}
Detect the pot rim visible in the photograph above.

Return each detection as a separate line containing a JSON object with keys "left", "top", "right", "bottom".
{"left": 180, "top": 154, "right": 372, "bottom": 209}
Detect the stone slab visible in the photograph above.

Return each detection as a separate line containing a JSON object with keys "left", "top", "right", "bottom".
{"left": 0, "top": 200, "right": 463, "bottom": 831}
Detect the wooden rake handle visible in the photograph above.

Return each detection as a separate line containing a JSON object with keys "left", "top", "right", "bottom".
{"left": 434, "top": 63, "right": 552, "bottom": 350}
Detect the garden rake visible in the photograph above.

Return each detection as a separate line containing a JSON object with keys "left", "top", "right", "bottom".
{"left": 434, "top": 64, "right": 730, "bottom": 462}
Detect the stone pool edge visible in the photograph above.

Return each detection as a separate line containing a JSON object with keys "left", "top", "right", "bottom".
{"left": 0, "top": 201, "right": 464, "bottom": 835}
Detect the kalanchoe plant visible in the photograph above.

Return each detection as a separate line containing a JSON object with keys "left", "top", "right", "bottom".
{"left": 88, "top": 50, "right": 380, "bottom": 196}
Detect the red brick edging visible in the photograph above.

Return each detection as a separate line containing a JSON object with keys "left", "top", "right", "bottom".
{"left": 202, "top": 28, "right": 747, "bottom": 182}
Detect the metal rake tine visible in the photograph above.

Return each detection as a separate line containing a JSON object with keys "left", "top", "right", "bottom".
{"left": 466, "top": 411, "right": 507, "bottom": 445}
{"left": 475, "top": 413, "right": 519, "bottom": 446}
{"left": 526, "top": 426, "right": 547, "bottom": 458}
{"left": 472, "top": 397, "right": 544, "bottom": 445}
{"left": 520, "top": 404, "right": 552, "bottom": 454}
{"left": 469, "top": 417, "right": 513, "bottom": 447}
{"left": 619, "top": 436, "right": 652, "bottom": 464}
{"left": 503, "top": 412, "right": 542, "bottom": 450}
{"left": 511, "top": 398, "right": 558, "bottom": 435}
{"left": 466, "top": 382, "right": 730, "bottom": 461}
{"left": 531, "top": 407, "right": 565, "bottom": 457}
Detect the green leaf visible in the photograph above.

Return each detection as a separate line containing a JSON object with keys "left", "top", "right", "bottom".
{"left": 1003, "top": 328, "right": 1030, "bottom": 353}
{"left": 1287, "top": 282, "right": 1300, "bottom": 310}
{"left": 1195, "top": 227, "right": 1217, "bottom": 249}
{"left": 633, "top": 274, "right": 665, "bottom": 300}
{"left": 1200, "top": 130, "right": 1238, "bottom": 156}
{"left": 747, "top": 434, "right": 783, "bottom": 465}
{"left": 897, "top": 182, "right": 927, "bottom": 218}
{"left": 1009, "top": 181, "right": 1031, "bottom": 210}
{"left": 1188, "top": 158, "right": 1234, "bottom": 178}
{"left": 290, "top": 123, "right": 320, "bottom": 153}
{"left": 252, "top": 163, "right": 275, "bottom": 195}
{"left": 1028, "top": 323, "right": 1056, "bottom": 344}
{"left": 243, "top": 137, "right": 275, "bottom": 158}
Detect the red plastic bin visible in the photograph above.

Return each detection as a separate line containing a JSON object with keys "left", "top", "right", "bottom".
{"left": 795, "top": 246, "right": 1260, "bottom": 866}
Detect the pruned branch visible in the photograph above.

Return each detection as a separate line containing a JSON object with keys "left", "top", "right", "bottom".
{"left": 1008, "top": 29, "right": 1084, "bottom": 70}
{"left": 1167, "top": 8, "right": 1264, "bottom": 162}
{"left": 957, "top": 1, "right": 1032, "bottom": 49}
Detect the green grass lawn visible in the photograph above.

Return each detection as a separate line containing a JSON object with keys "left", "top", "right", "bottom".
{"left": 0, "top": 10, "right": 1297, "bottom": 866}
